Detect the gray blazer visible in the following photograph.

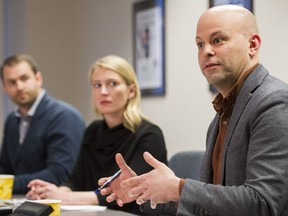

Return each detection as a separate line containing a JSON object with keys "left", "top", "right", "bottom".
{"left": 144, "top": 65, "right": 288, "bottom": 216}
{"left": 177, "top": 64, "right": 288, "bottom": 216}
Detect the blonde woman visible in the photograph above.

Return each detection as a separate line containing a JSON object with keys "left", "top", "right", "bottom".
{"left": 27, "top": 55, "right": 167, "bottom": 215}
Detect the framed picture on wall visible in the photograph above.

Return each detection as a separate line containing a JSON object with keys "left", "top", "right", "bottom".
{"left": 133, "top": 0, "right": 165, "bottom": 96}
{"left": 209, "top": 0, "right": 253, "bottom": 12}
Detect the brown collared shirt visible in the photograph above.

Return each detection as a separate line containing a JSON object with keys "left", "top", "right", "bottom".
{"left": 212, "top": 64, "right": 259, "bottom": 184}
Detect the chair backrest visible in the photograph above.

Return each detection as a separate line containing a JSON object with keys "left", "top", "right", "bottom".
{"left": 168, "top": 151, "right": 204, "bottom": 180}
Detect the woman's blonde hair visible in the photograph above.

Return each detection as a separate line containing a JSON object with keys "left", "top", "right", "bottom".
{"left": 88, "top": 55, "right": 147, "bottom": 132}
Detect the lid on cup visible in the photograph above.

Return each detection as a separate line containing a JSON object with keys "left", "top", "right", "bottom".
{"left": 0, "top": 175, "right": 15, "bottom": 178}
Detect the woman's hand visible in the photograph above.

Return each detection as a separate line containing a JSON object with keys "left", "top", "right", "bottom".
{"left": 26, "top": 179, "right": 68, "bottom": 200}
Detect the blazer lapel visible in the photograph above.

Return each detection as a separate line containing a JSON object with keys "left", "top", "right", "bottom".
{"left": 220, "top": 64, "right": 269, "bottom": 184}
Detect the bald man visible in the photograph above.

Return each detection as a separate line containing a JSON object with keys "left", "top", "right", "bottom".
{"left": 99, "top": 5, "right": 288, "bottom": 216}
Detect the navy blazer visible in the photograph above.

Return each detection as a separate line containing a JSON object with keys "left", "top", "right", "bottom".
{"left": 0, "top": 93, "right": 85, "bottom": 194}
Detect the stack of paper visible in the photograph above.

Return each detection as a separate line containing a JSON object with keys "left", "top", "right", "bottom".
{"left": 60, "top": 205, "right": 107, "bottom": 212}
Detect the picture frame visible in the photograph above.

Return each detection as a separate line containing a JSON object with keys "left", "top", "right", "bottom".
{"left": 133, "top": 0, "right": 165, "bottom": 96}
{"left": 209, "top": 0, "right": 253, "bottom": 12}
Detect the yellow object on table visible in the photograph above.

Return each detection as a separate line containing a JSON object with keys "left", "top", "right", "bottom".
{"left": 28, "top": 199, "right": 62, "bottom": 216}
{"left": 0, "top": 175, "right": 14, "bottom": 200}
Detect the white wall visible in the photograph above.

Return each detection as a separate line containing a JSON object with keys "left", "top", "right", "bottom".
{"left": 1, "top": 0, "right": 288, "bottom": 158}
{"left": 141, "top": 0, "right": 214, "bottom": 156}
{"left": 25, "top": 0, "right": 138, "bottom": 123}
{"left": 254, "top": 1, "right": 288, "bottom": 82}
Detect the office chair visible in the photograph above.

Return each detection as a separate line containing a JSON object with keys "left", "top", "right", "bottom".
{"left": 168, "top": 151, "right": 204, "bottom": 180}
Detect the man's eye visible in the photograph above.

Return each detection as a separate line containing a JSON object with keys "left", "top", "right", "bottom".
{"left": 20, "top": 76, "right": 29, "bottom": 82}
{"left": 6, "top": 80, "right": 15, "bottom": 86}
{"left": 197, "top": 42, "right": 204, "bottom": 49}
{"left": 213, "top": 38, "right": 223, "bottom": 44}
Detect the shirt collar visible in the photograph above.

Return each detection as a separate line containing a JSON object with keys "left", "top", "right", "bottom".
{"left": 212, "top": 63, "right": 259, "bottom": 116}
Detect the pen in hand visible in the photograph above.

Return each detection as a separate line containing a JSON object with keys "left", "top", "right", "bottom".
{"left": 95, "top": 170, "right": 122, "bottom": 194}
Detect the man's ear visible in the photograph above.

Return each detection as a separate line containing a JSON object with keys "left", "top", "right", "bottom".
{"left": 249, "top": 34, "right": 261, "bottom": 56}
{"left": 35, "top": 71, "right": 43, "bottom": 87}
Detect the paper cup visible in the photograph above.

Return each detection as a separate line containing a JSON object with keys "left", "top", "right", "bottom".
{"left": 29, "top": 199, "right": 62, "bottom": 216}
{"left": 0, "top": 174, "right": 14, "bottom": 200}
